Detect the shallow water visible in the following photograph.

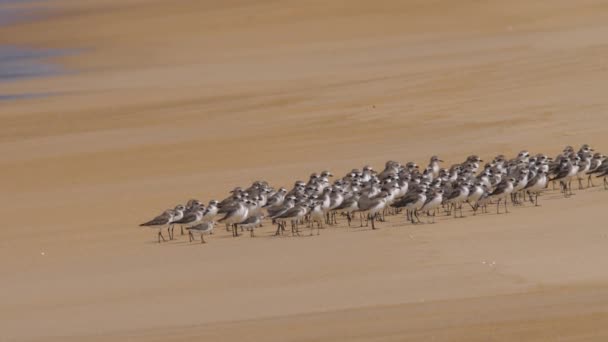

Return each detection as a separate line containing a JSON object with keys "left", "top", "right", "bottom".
{"left": 0, "top": 0, "right": 69, "bottom": 101}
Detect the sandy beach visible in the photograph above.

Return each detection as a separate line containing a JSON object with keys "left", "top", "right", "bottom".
{"left": 2, "top": 0, "right": 608, "bottom": 340}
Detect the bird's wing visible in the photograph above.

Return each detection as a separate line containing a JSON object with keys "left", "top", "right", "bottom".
{"left": 140, "top": 212, "right": 170, "bottom": 226}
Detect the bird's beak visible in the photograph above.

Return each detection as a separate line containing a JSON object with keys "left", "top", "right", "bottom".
{"left": 439, "top": 160, "right": 444, "bottom": 163}
{"left": 479, "top": 159, "right": 484, "bottom": 162}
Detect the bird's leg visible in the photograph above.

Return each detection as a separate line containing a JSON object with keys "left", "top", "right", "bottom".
{"left": 201, "top": 234, "right": 206, "bottom": 244}
{"left": 467, "top": 201, "right": 475, "bottom": 211}
{"left": 347, "top": 212, "right": 351, "bottom": 227}
{"left": 158, "top": 231, "right": 166, "bottom": 243}
{"left": 496, "top": 199, "right": 501, "bottom": 214}
{"left": 535, "top": 193, "right": 539, "bottom": 206}
{"left": 588, "top": 175, "right": 594, "bottom": 187}
{"left": 604, "top": 177, "right": 607, "bottom": 190}
{"left": 180, "top": 225, "right": 184, "bottom": 236}
{"left": 371, "top": 214, "right": 376, "bottom": 229}
{"left": 251, "top": 228, "right": 255, "bottom": 238}
{"left": 188, "top": 231, "right": 193, "bottom": 243}
{"left": 578, "top": 177, "right": 583, "bottom": 190}
{"left": 274, "top": 223, "right": 281, "bottom": 236}
{"left": 505, "top": 198, "right": 509, "bottom": 213}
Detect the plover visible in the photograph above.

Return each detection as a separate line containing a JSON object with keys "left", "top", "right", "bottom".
{"left": 444, "top": 182, "right": 470, "bottom": 218}
{"left": 272, "top": 203, "right": 309, "bottom": 236}
{"left": 335, "top": 192, "right": 360, "bottom": 226}
{"left": 420, "top": 189, "right": 444, "bottom": 223}
{"left": 524, "top": 170, "right": 548, "bottom": 206}
{"left": 309, "top": 201, "right": 325, "bottom": 235}
{"left": 238, "top": 214, "right": 265, "bottom": 237}
{"left": 173, "top": 205, "right": 205, "bottom": 240}
{"left": 550, "top": 156, "right": 580, "bottom": 196}
{"left": 467, "top": 182, "right": 485, "bottom": 215}
{"left": 490, "top": 177, "right": 515, "bottom": 214}
{"left": 168, "top": 205, "right": 186, "bottom": 240}
{"left": 427, "top": 156, "right": 444, "bottom": 180}
{"left": 202, "top": 200, "right": 219, "bottom": 222}
{"left": 586, "top": 153, "right": 606, "bottom": 187}
{"left": 391, "top": 188, "right": 426, "bottom": 224}
{"left": 357, "top": 191, "right": 389, "bottom": 229}
{"left": 218, "top": 199, "right": 249, "bottom": 237}
{"left": 140, "top": 209, "right": 174, "bottom": 243}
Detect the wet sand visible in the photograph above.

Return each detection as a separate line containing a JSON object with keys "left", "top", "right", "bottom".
{"left": 2, "top": 1, "right": 608, "bottom": 341}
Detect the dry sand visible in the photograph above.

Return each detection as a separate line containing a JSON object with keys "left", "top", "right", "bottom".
{"left": 2, "top": 0, "right": 608, "bottom": 340}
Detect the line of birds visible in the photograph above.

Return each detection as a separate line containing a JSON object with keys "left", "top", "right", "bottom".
{"left": 140, "top": 144, "right": 608, "bottom": 244}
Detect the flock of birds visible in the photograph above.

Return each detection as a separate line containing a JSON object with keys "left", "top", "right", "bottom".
{"left": 140, "top": 144, "right": 608, "bottom": 244}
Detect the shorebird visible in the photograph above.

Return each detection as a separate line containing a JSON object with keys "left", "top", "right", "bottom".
{"left": 309, "top": 201, "right": 325, "bottom": 235}
{"left": 172, "top": 205, "right": 205, "bottom": 239}
{"left": 420, "top": 189, "right": 444, "bottom": 223}
{"left": 467, "top": 182, "right": 485, "bottom": 215}
{"left": 576, "top": 152, "right": 592, "bottom": 189}
{"left": 238, "top": 214, "right": 264, "bottom": 237}
{"left": 272, "top": 203, "right": 309, "bottom": 236}
{"left": 596, "top": 168, "right": 608, "bottom": 189}
{"left": 202, "top": 200, "right": 219, "bottom": 222}
{"left": 511, "top": 171, "right": 529, "bottom": 205}
{"left": 175, "top": 200, "right": 203, "bottom": 236}
{"left": 357, "top": 191, "right": 389, "bottom": 229}
{"left": 586, "top": 153, "right": 606, "bottom": 187}
{"left": 524, "top": 170, "right": 548, "bottom": 206}
{"left": 490, "top": 177, "right": 515, "bottom": 214}
{"left": 264, "top": 188, "right": 287, "bottom": 208}
{"left": 550, "top": 156, "right": 580, "bottom": 196}
{"left": 327, "top": 188, "right": 345, "bottom": 225}
{"left": 444, "top": 182, "right": 470, "bottom": 218}
{"left": 427, "top": 156, "right": 444, "bottom": 180}
{"left": 218, "top": 199, "right": 249, "bottom": 237}
{"left": 187, "top": 222, "right": 215, "bottom": 243}
{"left": 391, "top": 188, "right": 426, "bottom": 224}
{"left": 140, "top": 209, "right": 174, "bottom": 243}
{"left": 168, "top": 205, "right": 186, "bottom": 240}
{"left": 335, "top": 192, "right": 360, "bottom": 226}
